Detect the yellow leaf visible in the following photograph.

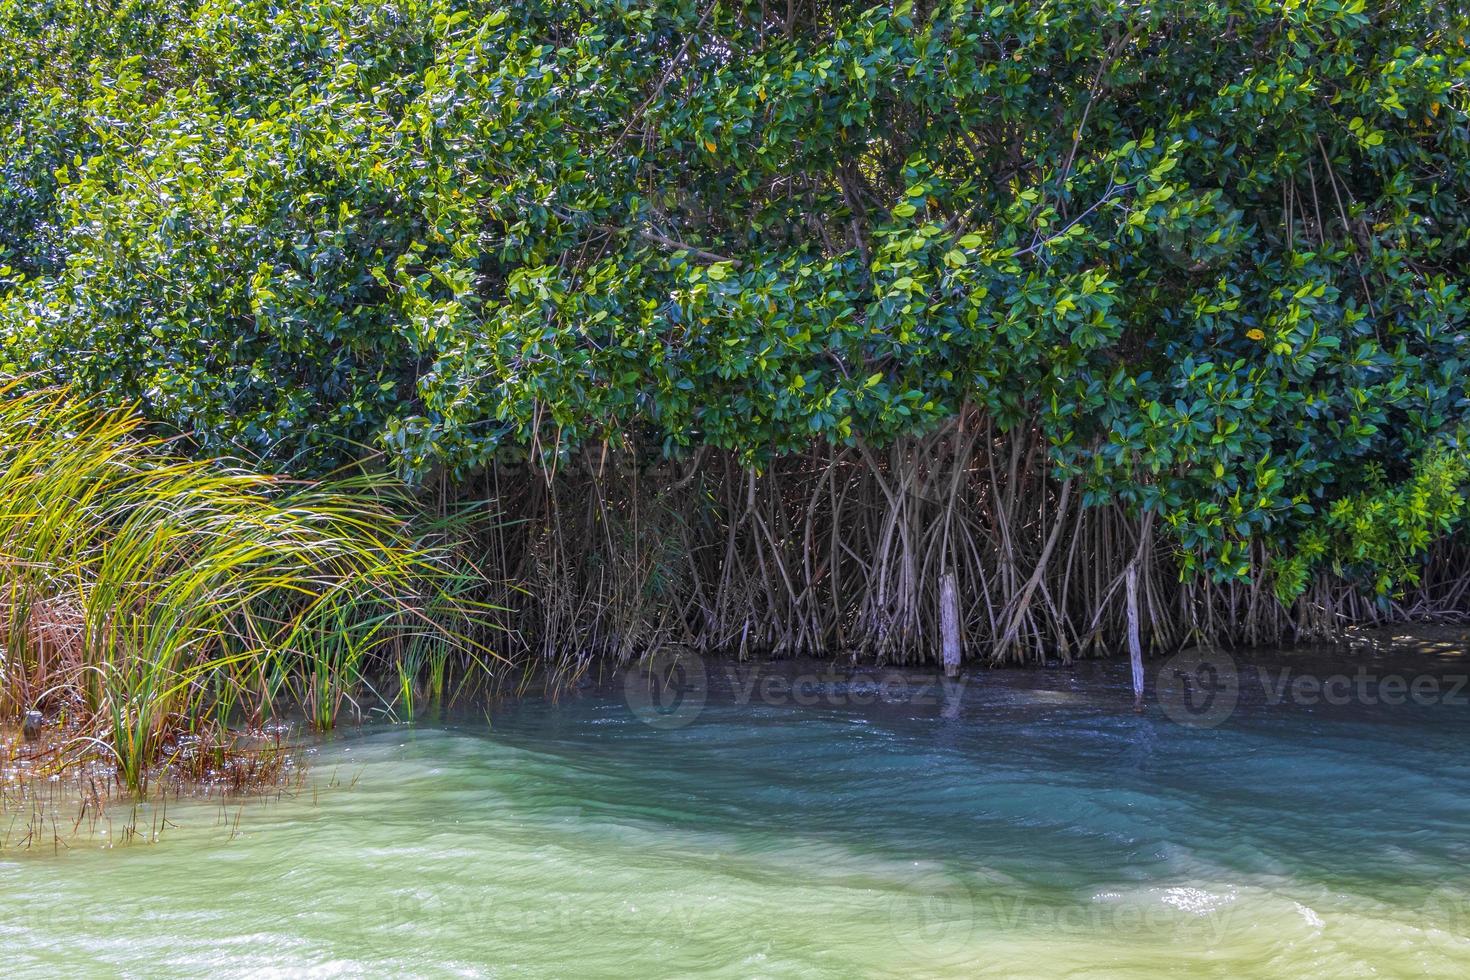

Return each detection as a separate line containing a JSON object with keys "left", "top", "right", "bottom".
{"left": 704, "top": 140, "right": 717, "bottom": 153}
{"left": 1246, "top": 328, "right": 1265, "bottom": 341}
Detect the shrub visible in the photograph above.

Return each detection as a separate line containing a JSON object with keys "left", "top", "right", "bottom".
{"left": 2, "top": 0, "right": 1467, "bottom": 607}
{"left": 0, "top": 381, "right": 488, "bottom": 793}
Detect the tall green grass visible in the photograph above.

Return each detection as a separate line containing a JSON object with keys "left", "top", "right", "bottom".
{"left": 0, "top": 382, "right": 494, "bottom": 793}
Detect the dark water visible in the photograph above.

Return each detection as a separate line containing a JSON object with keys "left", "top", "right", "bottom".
{"left": 5, "top": 647, "right": 1470, "bottom": 977}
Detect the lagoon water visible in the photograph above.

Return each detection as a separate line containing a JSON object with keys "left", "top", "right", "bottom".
{"left": 6, "top": 649, "right": 1470, "bottom": 978}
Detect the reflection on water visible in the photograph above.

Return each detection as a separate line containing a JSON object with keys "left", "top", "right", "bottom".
{"left": 5, "top": 647, "right": 1470, "bottom": 978}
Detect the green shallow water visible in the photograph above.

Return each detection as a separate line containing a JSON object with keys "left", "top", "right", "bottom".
{"left": 6, "top": 650, "right": 1470, "bottom": 978}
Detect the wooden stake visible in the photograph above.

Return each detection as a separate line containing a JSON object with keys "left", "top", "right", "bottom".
{"left": 1125, "top": 561, "right": 1144, "bottom": 710}
{"left": 941, "top": 570, "right": 961, "bottom": 678}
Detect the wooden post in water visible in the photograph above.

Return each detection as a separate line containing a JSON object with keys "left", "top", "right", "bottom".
{"left": 1125, "top": 561, "right": 1144, "bottom": 711}
{"left": 940, "top": 570, "right": 961, "bottom": 679}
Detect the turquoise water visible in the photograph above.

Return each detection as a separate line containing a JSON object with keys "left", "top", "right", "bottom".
{"left": 5, "top": 650, "right": 1470, "bottom": 977}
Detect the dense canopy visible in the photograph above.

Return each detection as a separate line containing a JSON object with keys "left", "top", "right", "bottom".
{"left": 2, "top": 0, "right": 1469, "bottom": 599}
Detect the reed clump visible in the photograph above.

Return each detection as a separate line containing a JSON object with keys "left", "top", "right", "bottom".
{"left": 0, "top": 382, "right": 492, "bottom": 795}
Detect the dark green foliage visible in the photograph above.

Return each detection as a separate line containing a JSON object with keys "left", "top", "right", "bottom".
{"left": 2, "top": 0, "right": 1468, "bottom": 595}
{"left": 1274, "top": 437, "right": 1470, "bottom": 599}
